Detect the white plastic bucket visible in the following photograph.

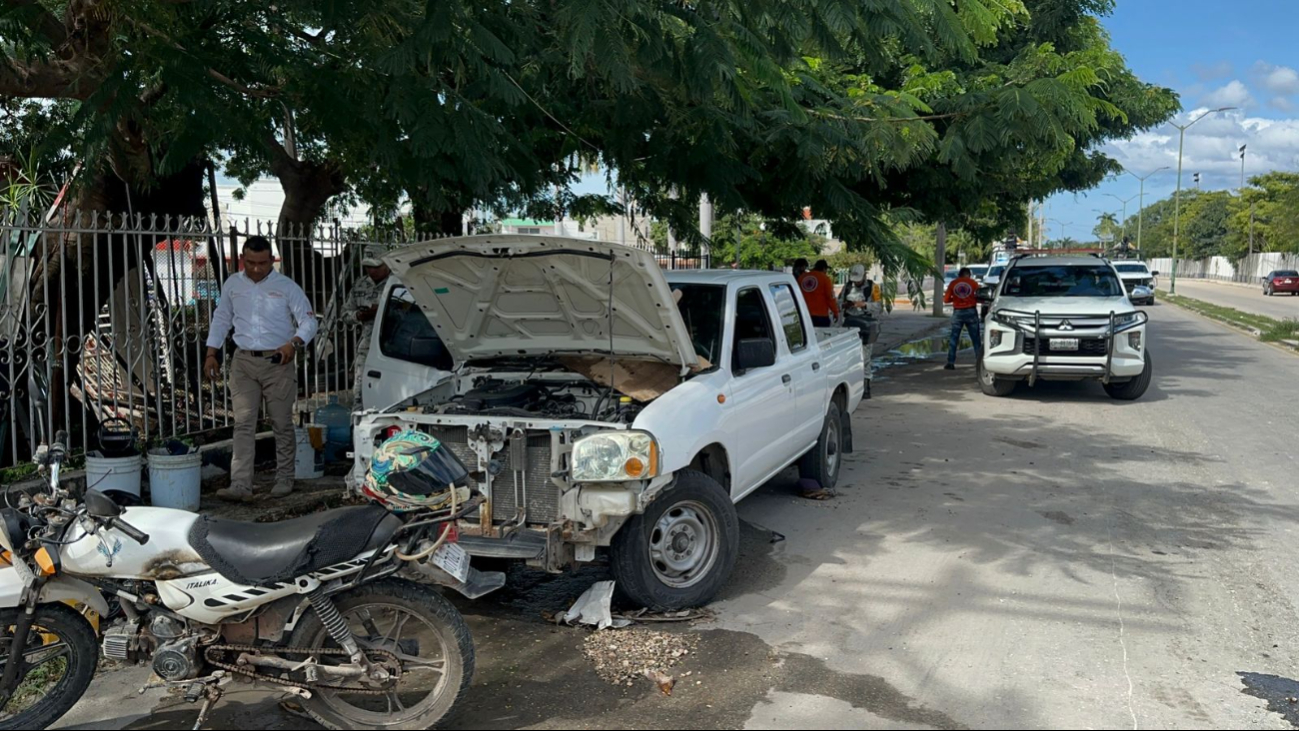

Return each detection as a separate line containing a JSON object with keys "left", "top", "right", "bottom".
{"left": 296, "top": 427, "right": 323, "bottom": 479}
{"left": 85, "top": 452, "right": 143, "bottom": 499}
{"left": 147, "top": 449, "right": 202, "bottom": 511}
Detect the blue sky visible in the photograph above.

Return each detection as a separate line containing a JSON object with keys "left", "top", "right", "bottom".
{"left": 1041, "top": 0, "right": 1299, "bottom": 245}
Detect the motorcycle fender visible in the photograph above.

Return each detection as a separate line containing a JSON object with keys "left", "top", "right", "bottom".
{"left": 0, "top": 567, "right": 109, "bottom": 618}
{"left": 39, "top": 576, "right": 110, "bottom": 618}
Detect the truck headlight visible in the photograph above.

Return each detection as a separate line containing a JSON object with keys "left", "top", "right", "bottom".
{"left": 572, "top": 431, "right": 659, "bottom": 482}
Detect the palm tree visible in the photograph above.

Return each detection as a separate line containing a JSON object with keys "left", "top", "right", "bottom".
{"left": 1093, "top": 212, "right": 1119, "bottom": 241}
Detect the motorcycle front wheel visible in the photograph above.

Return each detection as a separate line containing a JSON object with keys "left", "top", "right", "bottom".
{"left": 286, "top": 579, "right": 474, "bottom": 730}
{"left": 0, "top": 603, "right": 98, "bottom": 730}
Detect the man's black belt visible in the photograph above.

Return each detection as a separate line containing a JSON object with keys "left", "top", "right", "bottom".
{"left": 237, "top": 348, "right": 278, "bottom": 358}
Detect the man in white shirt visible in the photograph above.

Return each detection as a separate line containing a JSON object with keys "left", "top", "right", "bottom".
{"left": 204, "top": 237, "right": 318, "bottom": 501}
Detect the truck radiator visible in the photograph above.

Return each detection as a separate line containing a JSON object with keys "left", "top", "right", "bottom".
{"left": 422, "top": 426, "right": 561, "bottom": 524}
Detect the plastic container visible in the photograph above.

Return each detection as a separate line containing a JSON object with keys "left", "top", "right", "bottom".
{"left": 85, "top": 452, "right": 143, "bottom": 499}
{"left": 146, "top": 448, "right": 202, "bottom": 511}
{"left": 296, "top": 427, "right": 324, "bottom": 479}
{"left": 315, "top": 395, "right": 352, "bottom": 463}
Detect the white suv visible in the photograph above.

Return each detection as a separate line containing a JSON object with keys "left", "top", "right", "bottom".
{"left": 977, "top": 256, "right": 1152, "bottom": 400}
{"left": 1112, "top": 261, "right": 1158, "bottom": 305}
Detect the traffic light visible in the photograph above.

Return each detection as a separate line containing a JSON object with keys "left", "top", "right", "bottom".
{"left": 1193, "top": 172, "right": 1201, "bottom": 186}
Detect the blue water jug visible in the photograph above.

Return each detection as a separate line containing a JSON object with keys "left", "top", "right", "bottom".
{"left": 315, "top": 395, "right": 352, "bottom": 462}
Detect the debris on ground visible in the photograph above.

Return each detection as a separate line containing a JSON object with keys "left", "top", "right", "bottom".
{"left": 613, "top": 607, "right": 713, "bottom": 624}
{"left": 643, "top": 669, "right": 676, "bottom": 696}
{"left": 797, "top": 478, "right": 835, "bottom": 500}
{"left": 582, "top": 628, "right": 698, "bottom": 687}
{"left": 563, "top": 580, "right": 631, "bottom": 630}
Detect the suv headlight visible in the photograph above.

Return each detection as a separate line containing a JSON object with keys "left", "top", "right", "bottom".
{"left": 572, "top": 431, "right": 659, "bottom": 482}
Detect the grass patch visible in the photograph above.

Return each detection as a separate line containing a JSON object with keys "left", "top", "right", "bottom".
{"left": 1163, "top": 293, "right": 1299, "bottom": 344}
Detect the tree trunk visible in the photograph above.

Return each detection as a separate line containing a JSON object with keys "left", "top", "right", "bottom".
{"left": 932, "top": 222, "right": 947, "bottom": 318}
{"left": 265, "top": 150, "right": 346, "bottom": 308}
{"left": 410, "top": 190, "right": 465, "bottom": 237}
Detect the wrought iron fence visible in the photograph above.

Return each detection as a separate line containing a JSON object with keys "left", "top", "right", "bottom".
{"left": 0, "top": 214, "right": 712, "bottom": 469}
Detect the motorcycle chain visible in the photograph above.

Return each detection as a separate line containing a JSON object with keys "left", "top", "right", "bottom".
{"left": 203, "top": 643, "right": 402, "bottom": 696}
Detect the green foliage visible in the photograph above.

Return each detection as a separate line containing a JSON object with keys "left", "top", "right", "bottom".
{"left": 706, "top": 214, "right": 823, "bottom": 270}
{"left": 2, "top": 0, "right": 1176, "bottom": 283}
{"left": 1123, "top": 173, "right": 1299, "bottom": 260}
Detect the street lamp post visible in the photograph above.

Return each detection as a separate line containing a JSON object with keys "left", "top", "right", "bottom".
{"left": 1105, "top": 193, "right": 1139, "bottom": 251}
{"left": 1123, "top": 165, "right": 1169, "bottom": 257}
{"left": 1171, "top": 106, "right": 1237, "bottom": 295}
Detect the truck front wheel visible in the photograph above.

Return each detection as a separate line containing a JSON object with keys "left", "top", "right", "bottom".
{"left": 610, "top": 470, "right": 739, "bottom": 611}
{"left": 978, "top": 359, "right": 1017, "bottom": 397}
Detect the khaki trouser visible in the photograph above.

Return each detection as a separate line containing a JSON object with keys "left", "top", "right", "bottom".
{"left": 229, "top": 351, "right": 297, "bottom": 491}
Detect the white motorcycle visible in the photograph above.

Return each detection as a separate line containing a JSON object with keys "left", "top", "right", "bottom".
{"left": 0, "top": 430, "right": 502, "bottom": 730}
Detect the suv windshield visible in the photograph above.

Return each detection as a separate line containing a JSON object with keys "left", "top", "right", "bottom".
{"left": 987, "top": 265, "right": 1006, "bottom": 279}
{"left": 1002, "top": 265, "right": 1125, "bottom": 298}
{"left": 1114, "top": 264, "right": 1149, "bottom": 273}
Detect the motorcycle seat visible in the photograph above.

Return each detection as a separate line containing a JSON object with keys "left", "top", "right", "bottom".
{"left": 188, "top": 505, "right": 402, "bottom": 587}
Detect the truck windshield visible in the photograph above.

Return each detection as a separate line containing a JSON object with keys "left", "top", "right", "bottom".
{"left": 671, "top": 284, "right": 726, "bottom": 364}
{"left": 1114, "top": 264, "right": 1149, "bottom": 273}
{"left": 1002, "top": 265, "right": 1125, "bottom": 298}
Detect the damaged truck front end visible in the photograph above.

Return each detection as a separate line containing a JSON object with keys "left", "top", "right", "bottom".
{"left": 351, "top": 409, "right": 672, "bottom": 573}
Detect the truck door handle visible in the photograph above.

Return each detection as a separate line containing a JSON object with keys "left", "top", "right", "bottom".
{"left": 367, "top": 370, "right": 382, "bottom": 379}
{"left": 782, "top": 374, "right": 792, "bottom": 385}
{"left": 812, "top": 362, "right": 821, "bottom": 371}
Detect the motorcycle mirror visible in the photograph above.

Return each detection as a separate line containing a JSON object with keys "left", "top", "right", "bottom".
{"left": 85, "top": 490, "right": 123, "bottom": 518}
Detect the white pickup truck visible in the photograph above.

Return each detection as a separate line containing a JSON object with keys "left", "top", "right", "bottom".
{"left": 349, "top": 235, "right": 866, "bottom": 610}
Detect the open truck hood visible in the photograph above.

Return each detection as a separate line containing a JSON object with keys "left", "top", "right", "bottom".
{"left": 382, "top": 235, "right": 700, "bottom": 370}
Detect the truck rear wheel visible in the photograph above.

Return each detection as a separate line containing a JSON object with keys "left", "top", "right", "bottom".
{"left": 610, "top": 470, "right": 739, "bottom": 611}
{"left": 1103, "top": 351, "right": 1153, "bottom": 401}
{"left": 978, "top": 359, "right": 1017, "bottom": 397}
{"left": 798, "top": 402, "right": 843, "bottom": 489}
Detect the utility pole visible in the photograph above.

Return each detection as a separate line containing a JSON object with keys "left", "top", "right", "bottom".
{"left": 699, "top": 193, "right": 713, "bottom": 264}
{"left": 1171, "top": 106, "right": 1237, "bottom": 295}
{"left": 1239, "top": 144, "right": 1248, "bottom": 191}
{"left": 1123, "top": 165, "right": 1168, "bottom": 257}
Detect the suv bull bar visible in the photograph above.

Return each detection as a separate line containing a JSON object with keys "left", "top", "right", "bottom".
{"left": 991, "top": 308, "right": 1149, "bottom": 387}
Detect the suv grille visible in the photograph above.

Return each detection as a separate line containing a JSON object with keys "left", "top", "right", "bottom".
{"left": 1022, "top": 338, "right": 1109, "bottom": 356}
{"left": 1123, "top": 278, "right": 1152, "bottom": 291}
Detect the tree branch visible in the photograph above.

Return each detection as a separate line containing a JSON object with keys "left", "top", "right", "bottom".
{"left": 0, "top": 59, "right": 92, "bottom": 99}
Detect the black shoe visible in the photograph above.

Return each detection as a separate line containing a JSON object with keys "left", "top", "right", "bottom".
{"left": 944, "top": 363, "right": 955, "bottom": 370}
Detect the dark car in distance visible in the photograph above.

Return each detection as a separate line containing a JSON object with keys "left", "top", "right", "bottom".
{"left": 1263, "top": 270, "right": 1299, "bottom": 296}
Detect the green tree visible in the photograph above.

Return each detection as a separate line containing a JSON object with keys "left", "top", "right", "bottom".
{"left": 1093, "top": 212, "right": 1119, "bottom": 241}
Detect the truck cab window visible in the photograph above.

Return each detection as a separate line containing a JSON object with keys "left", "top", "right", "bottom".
{"left": 768, "top": 283, "right": 807, "bottom": 351}
{"left": 378, "top": 286, "right": 453, "bottom": 369}
{"left": 733, "top": 287, "right": 775, "bottom": 372}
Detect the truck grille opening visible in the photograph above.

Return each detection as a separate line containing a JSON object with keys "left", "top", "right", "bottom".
{"left": 420, "top": 426, "right": 561, "bottom": 524}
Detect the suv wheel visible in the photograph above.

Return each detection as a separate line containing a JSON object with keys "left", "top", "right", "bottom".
{"left": 610, "top": 470, "right": 739, "bottom": 611}
{"left": 798, "top": 401, "right": 843, "bottom": 489}
{"left": 1103, "top": 351, "right": 1153, "bottom": 401}
{"left": 978, "top": 358, "right": 1016, "bottom": 397}
{"left": 1265, "top": 284, "right": 1273, "bottom": 296}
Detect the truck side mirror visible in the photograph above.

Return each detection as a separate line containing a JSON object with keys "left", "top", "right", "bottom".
{"left": 735, "top": 338, "right": 777, "bottom": 371}
{"left": 976, "top": 286, "right": 994, "bottom": 304}
{"left": 1151, "top": 271, "right": 1159, "bottom": 277}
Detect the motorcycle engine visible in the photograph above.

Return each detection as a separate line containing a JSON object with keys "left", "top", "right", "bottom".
{"left": 152, "top": 637, "right": 201, "bottom": 681}
{"left": 149, "top": 615, "right": 201, "bottom": 681}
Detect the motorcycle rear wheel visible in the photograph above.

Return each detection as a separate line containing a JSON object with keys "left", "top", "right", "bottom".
{"left": 0, "top": 603, "right": 98, "bottom": 730}
{"left": 286, "top": 579, "right": 474, "bottom": 730}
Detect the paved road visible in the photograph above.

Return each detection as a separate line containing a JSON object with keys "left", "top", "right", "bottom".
{"left": 1165, "top": 278, "right": 1299, "bottom": 321}
{"left": 56, "top": 304, "right": 1299, "bottom": 730}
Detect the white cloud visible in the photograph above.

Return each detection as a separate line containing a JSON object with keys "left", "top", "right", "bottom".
{"left": 1254, "top": 61, "right": 1299, "bottom": 96}
{"left": 1202, "top": 80, "right": 1256, "bottom": 109}
{"left": 1103, "top": 109, "right": 1299, "bottom": 189}
{"left": 1272, "top": 97, "right": 1296, "bottom": 113}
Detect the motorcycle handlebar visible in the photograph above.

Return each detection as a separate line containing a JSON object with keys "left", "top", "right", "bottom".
{"left": 108, "top": 517, "right": 150, "bottom": 545}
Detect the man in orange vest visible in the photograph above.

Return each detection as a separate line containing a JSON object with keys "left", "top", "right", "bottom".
{"left": 796, "top": 259, "right": 841, "bottom": 327}
{"left": 943, "top": 266, "right": 983, "bottom": 370}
